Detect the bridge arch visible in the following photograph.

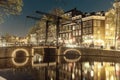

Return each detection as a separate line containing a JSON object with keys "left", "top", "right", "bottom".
{"left": 63, "top": 49, "right": 81, "bottom": 62}
{"left": 11, "top": 48, "right": 29, "bottom": 66}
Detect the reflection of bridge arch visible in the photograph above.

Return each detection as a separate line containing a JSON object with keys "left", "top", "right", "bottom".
{"left": 63, "top": 49, "right": 81, "bottom": 62}
{"left": 11, "top": 48, "right": 29, "bottom": 66}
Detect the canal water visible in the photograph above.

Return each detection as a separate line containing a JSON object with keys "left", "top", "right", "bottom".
{"left": 0, "top": 58, "right": 120, "bottom": 80}
{"left": 0, "top": 47, "right": 120, "bottom": 80}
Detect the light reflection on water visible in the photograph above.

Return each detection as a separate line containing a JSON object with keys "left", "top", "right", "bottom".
{"left": 0, "top": 57, "right": 120, "bottom": 80}
{"left": 1, "top": 46, "right": 120, "bottom": 80}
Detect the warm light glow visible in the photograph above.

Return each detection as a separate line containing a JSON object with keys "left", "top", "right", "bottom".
{"left": 72, "top": 73, "right": 75, "bottom": 79}
{"left": 69, "top": 39, "right": 72, "bottom": 43}
{"left": 78, "top": 70, "right": 81, "bottom": 75}
{"left": 38, "top": 57, "right": 42, "bottom": 62}
{"left": 66, "top": 44, "right": 77, "bottom": 47}
{"left": 105, "top": 66, "right": 115, "bottom": 80}
{"left": 98, "top": 71, "right": 100, "bottom": 77}
{"left": 73, "top": 26, "right": 75, "bottom": 30}
{"left": 65, "top": 65, "right": 68, "bottom": 71}
{"left": 115, "top": 64, "right": 119, "bottom": 71}
{"left": 68, "top": 63, "right": 73, "bottom": 71}
{"left": 105, "top": 31, "right": 109, "bottom": 35}
{"left": 110, "top": 28, "right": 114, "bottom": 31}
{"left": 91, "top": 70, "right": 94, "bottom": 77}
{"left": 75, "top": 68, "right": 78, "bottom": 73}
{"left": 110, "top": 75, "right": 114, "bottom": 80}
{"left": 84, "top": 62, "right": 90, "bottom": 68}
{"left": 51, "top": 78, "right": 53, "bottom": 80}
{"left": 98, "top": 63, "right": 102, "bottom": 69}
{"left": 84, "top": 69, "right": 87, "bottom": 74}
{"left": 106, "top": 24, "right": 109, "bottom": 29}
{"left": 97, "top": 30, "right": 100, "bottom": 34}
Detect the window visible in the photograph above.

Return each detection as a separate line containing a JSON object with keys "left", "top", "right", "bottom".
{"left": 89, "top": 28, "right": 92, "bottom": 33}
{"left": 94, "top": 20, "right": 101, "bottom": 26}
{"left": 69, "top": 25, "right": 72, "bottom": 30}
{"left": 69, "top": 33, "right": 71, "bottom": 39}
{"left": 66, "top": 33, "right": 69, "bottom": 38}
{"left": 76, "top": 25, "right": 80, "bottom": 29}
{"left": 83, "top": 22, "right": 86, "bottom": 28}
{"left": 63, "top": 26, "right": 66, "bottom": 31}
{"left": 73, "top": 26, "right": 75, "bottom": 30}
{"left": 86, "top": 28, "right": 88, "bottom": 34}
{"left": 73, "top": 31, "right": 76, "bottom": 36}
{"left": 83, "top": 29, "right": 86, "bottom": 35}
{"left": 63, "top": 34, "right": 65, "bottom": 38}
{"left": 79, "top": 30, "right": 81, "bottom": 35}
{"left": 106, "top": 24, "right": 109, "bottom": 29}
{"left": 83, "top": 20, "right": 92, "bottom": 28}
{"left": 76, "top": 30, "right": 79, "bottom": 36}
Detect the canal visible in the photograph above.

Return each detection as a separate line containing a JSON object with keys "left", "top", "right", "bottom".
{"left": 0, "top": 59, "right": 120, "bottom": 80}
{"left": 0, "top": 46, "right": 120, "bottom": 80}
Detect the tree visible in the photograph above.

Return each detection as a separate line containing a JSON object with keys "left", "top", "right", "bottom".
{"left": 0, "top": 0, "right": 23, "bottom": 23}
{"left": 41, "top": 8, "right": 64, "bottom": 41}
{"left": 3, "top": 33, "right": 11, "bottom": 42}
{"left": 27, "top": 8, "right": 64, "bottom": 43}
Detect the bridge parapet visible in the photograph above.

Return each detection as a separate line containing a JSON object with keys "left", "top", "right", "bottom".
{"left": 0, "top": 46, "right": 32, "bottom": 68}
{"left": 0, "top": 46, "right": 120, "bottom": 69}
{"left": 59, "top": 47, "right": 120, "bottom": 63}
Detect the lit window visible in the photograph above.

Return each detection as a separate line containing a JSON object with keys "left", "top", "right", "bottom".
{"left": 106, "top": 24, "right": 109, "bottom": 29}
{"left": 79, "top": 30, "right": 81, "bottom": 35}
{"left": 76, "top": 30, "right": 78, "bottom": 36}
{"left": 73, "top": 26, "right": 75, "bottom": 30}
{"left": 94, "top": 20, "right": 101, "bottom": 26}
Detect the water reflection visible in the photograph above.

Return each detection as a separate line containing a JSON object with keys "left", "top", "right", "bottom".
{"left": 0, "top": 50, "right": 120, "bottom": 80}
{"left": 0, "top": 58, "right": 120, "bottom": 80}
{"left": 47, "top": 62, "right": 120, "bottom": 80}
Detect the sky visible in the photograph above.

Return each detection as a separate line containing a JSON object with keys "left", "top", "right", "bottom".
{"left": 0, "top": 0, "right": 115, "bottom": 37}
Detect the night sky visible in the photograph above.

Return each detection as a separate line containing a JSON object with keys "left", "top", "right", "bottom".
{"left": 0, "top": 0, "right": 114, "bottom": 37}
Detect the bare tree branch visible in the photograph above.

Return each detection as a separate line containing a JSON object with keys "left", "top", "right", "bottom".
{"left": 0, "top": 0, "right": 23, "bottom": 23}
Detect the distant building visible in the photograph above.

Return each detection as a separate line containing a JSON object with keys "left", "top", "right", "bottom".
{"left": 82, "top": 11, "right": 105, "bottom": 47}
{"left": 105, "top": 0, "right": 120, "bottom": 49}
{"left": 60, "top": 8, "right": 83, "bottom": 45}
{"left": 60, "top": 8, "right": 105, "bottom": 47}
{"left": 105, "top": 8, "right": 115, "bottom": 48}
{"left": 113, "top": 0, "right": 120, "bottom": 48}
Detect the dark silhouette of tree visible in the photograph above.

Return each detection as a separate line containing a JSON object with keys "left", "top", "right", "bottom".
{"left": 27, "top": 8, "right": 64, "bottom": 42}
{"left": 0, "top": 0, "right": 23, "bottom": 23}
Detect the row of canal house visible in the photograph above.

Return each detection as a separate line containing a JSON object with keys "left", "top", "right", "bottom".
{"left": 59, "top": 1, "right": 120, "bottom": 48}
{"left": 60, "top": 8, "right": 105, "bottom": 47}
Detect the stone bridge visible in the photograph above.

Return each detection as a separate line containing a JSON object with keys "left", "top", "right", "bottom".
{"left": 0, "top": 46, "right": 32, "bottom": 68}
{"left": 0, "top": 46, "right": 120, "bottom": 68}
{"left": 59, "top": 47, "right": 120, "bottom": 63}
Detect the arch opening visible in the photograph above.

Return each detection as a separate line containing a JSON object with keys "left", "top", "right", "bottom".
{"left": 11, "top": 48, "right": 29, "bottom": 66}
